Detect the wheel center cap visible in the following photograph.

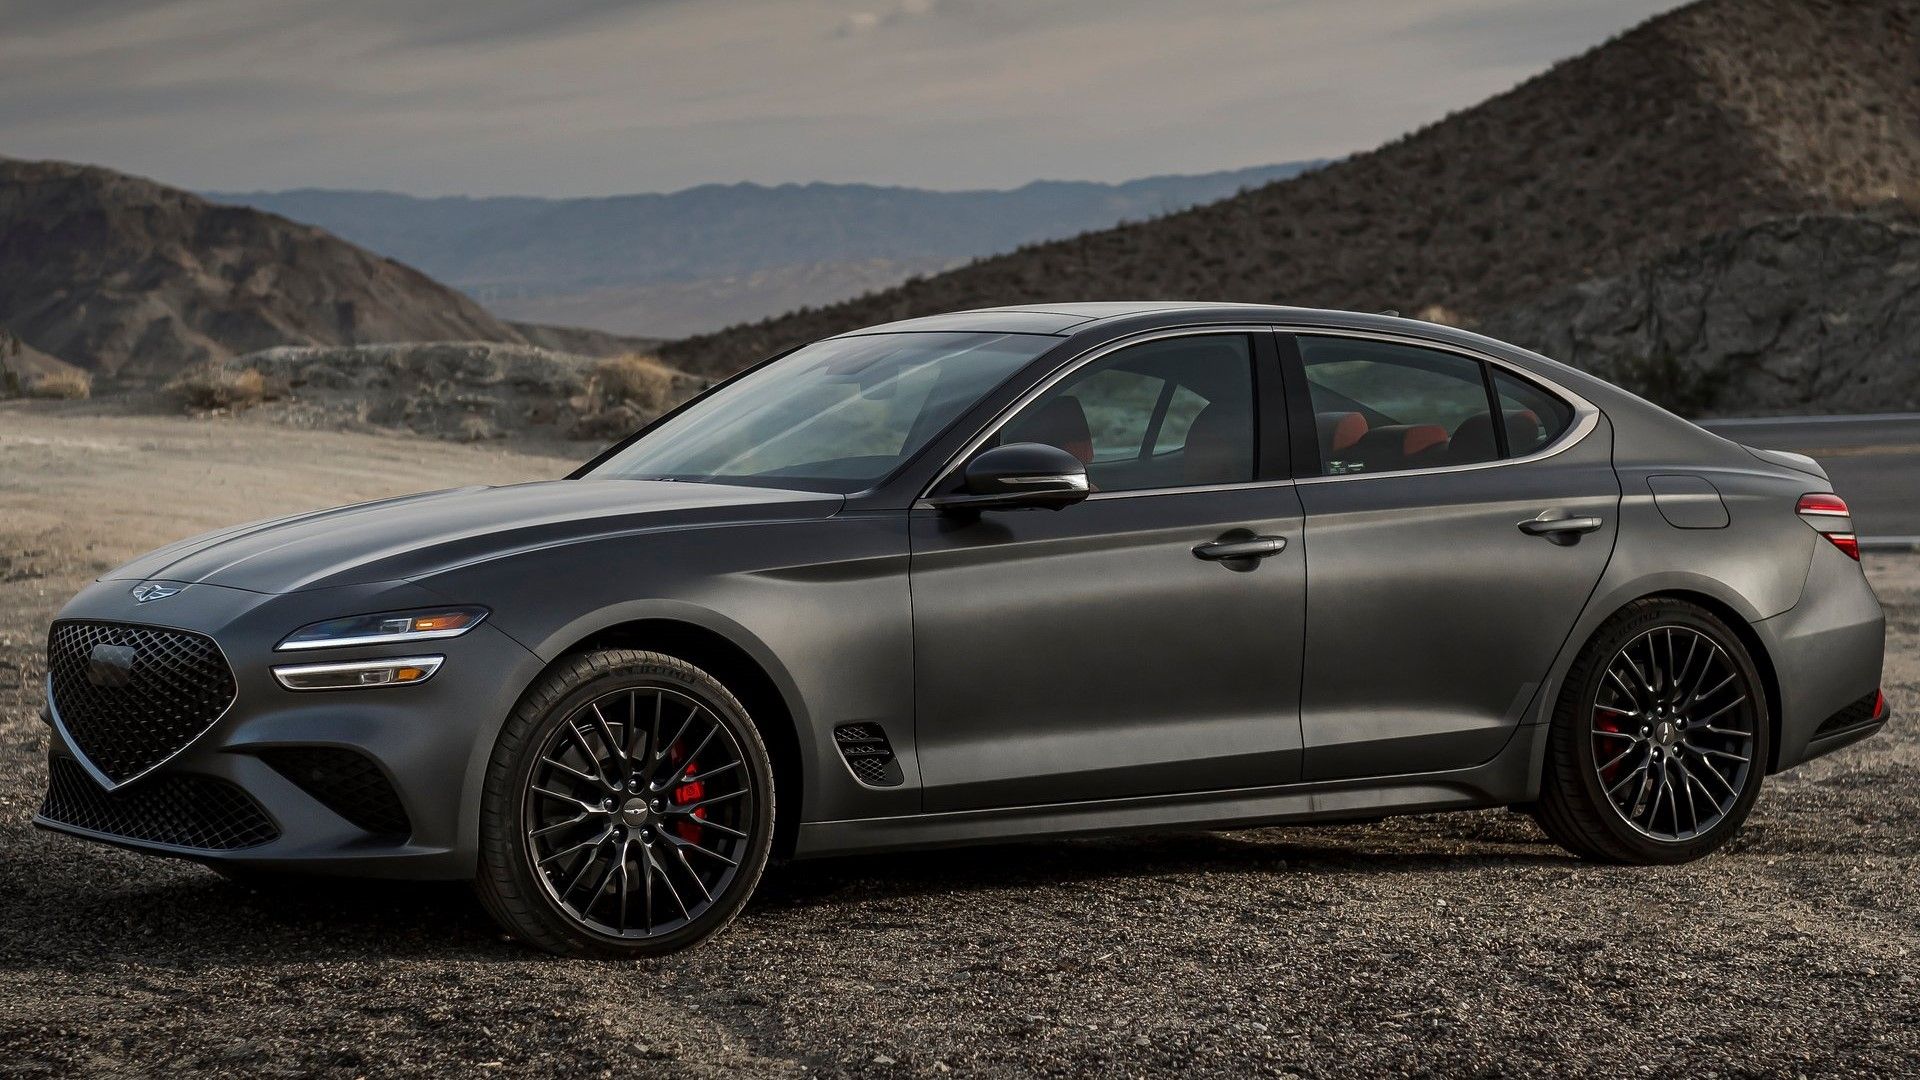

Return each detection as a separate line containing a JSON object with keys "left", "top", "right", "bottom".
{"left": 1655, "top": 720, "right": 1678, "bottom": 747}
{"left": 619, "top": 799, "right": 652, "bottom": 827}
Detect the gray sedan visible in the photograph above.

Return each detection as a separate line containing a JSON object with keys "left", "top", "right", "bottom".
{"left": 36, "top": 303, "right": 1889, "bottom": 956}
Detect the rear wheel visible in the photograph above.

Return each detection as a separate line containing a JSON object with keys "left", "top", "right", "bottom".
{"left": 475, "top": 650, "right": 774, "bottom": 957}
{"left": 1533, "top": 598, "right": 1769, "bottom": 863}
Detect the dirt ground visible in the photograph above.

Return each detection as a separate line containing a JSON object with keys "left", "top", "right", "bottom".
{"left": 0, "top": 406, "right": 1915, "bottom": 1077}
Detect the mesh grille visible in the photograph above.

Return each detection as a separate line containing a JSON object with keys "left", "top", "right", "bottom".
{"left": 47, "top": 621, "right": 237, "bottom": 785}
{"left": 258, "top": 747, "right": 412, "bottom": 837}
{"left": 1815, "top": 691, "right": 1882, "bottom": 736}
{"left": 39, "top": 756, "right": 279, "bottom": 850}
{"left": 834, "top": 723, "right": 903, "bottom": 787}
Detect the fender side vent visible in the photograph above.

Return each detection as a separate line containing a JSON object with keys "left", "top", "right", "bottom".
{"left": 833, "top": 723, "right": 903, "bottom": 787}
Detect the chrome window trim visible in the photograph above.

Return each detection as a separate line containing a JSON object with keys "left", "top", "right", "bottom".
{"left": 914, "top": 323, "right": 1600, "bottom": 504}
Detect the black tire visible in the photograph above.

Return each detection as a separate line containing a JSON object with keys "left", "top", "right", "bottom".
{"left": 475, "top": 650, "right": 775, "bottom": 957}
{"left": 1532, "top": 598, "right": 1770, "bottom": 864}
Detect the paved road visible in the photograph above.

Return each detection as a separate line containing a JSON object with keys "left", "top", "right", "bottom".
{"left": 1700, "top": 413, "right": 1920, "bottom": 545}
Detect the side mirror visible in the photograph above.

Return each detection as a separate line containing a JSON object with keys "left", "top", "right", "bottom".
{"left": 928, "top": 442, "right": 1090, "bottom": 512}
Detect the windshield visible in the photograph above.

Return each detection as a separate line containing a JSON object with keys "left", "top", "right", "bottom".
{"left": 584, "top": 332, "right": 1055, "bottom": 492}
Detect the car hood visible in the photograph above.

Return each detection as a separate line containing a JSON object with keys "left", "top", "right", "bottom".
{"left": 101, "top": 479, "right": 845, "bottom": 594}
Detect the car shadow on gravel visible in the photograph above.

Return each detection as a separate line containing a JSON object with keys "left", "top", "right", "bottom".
{"left": 0, "top": 854, "right": 513, "bottom": 970}
{"left": 0, "top": 818, "right": 1570, "bottom": 968}
{"left": 752, "top": 821, "right": 1574, "bottom": 911}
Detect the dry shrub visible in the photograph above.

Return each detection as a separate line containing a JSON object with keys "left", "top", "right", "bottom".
{"left": 592, "top": 354, "right": 677, "bottom": 413}
{"left": 167, "top": 363, "right": 268, "bottom": 411}
{"left": 25, "top": 369, "right": 92, "bottom": 400}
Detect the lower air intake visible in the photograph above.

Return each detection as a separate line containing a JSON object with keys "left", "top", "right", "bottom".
{"left": 833, "top": 723, "right": 903, "bottom": 787}
{"left": 257, "top": 747, "right": 412, "bottom": 837}
{"left": 1814, "top": 691, "right": 1882, "bottom": 737}
{"left": 38, "top": 756, "right": 279, "bottom": 850}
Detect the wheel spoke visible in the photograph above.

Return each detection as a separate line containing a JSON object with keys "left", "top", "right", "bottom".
{"left": 1607, "top": 667, "right": 1645, "bottom": 711}
{"left": 660, "top": 725, "right": 720, "bottom": 790}
{"left": 1693, "top": 696, "right": 1748, "bottom": 727}
{"left": 540, "top": 754, "right": 600, "bottom": 785}
{"left": 646, "top": 845, "right": 692, "bottom": 922}
{"left": 666, "top": 841, "right": 716, "bottom": 904}
{"left": 530, "top": 813, "right": 591, "bottom": 839}
{"left": 666, "top": 832, "right": 739, "bottom": 868}
{"left": 533, "top": 785, "right": 606, "bottom": 816}
{"left": 1692, "top": 755, "right": 1740, "bottom": 802}
{"left": 1599, "top": 744, "right": 1639, "bottom": 773}
{"left": 666, "top": 788, "right": 748, "bottom": 815}
{"left": 1674, "top": 759, "right": 1701, "bottom": 835}
{"left": 1608, "top": 756, "right": 1652, "bottom": 801}
{"left": 589, "top": 702, "right": 628, "bottom": 768}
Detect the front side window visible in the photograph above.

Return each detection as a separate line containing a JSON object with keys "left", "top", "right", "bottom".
{"left": 585, "top": 332, "right": 1053, "bottom": 492}
{"left": 993, "top": 335, "right": 1256, "bottom": 492}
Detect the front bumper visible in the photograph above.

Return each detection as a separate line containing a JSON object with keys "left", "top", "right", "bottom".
{"left": 33, "top": 577, "right": 546, "bottom": 879}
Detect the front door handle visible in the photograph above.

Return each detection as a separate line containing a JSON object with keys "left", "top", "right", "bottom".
{"left": 1193, "top": 536, "right": 1288, "bottom": 561}
{"left": 1518, "top": 512, "right": 1604, "bottom": 545}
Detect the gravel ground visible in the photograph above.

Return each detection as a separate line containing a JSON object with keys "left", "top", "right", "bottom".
{"left": 1, "top": 408, "right": 1915, "bottom": 1077}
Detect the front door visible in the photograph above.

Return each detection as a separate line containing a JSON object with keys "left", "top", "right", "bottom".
{"left": 909, "top": 332, "right": 1308, "bottom": 811}
{"left": 1285, "top": 332, "right": 1620, "bottom": 780}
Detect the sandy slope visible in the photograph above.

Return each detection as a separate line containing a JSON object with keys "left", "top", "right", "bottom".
{"left": 0, "top": 409, "right": 1914, "bottom": 1076}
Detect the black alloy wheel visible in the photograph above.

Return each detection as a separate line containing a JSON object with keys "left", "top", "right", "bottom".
{"left": 477, "top": 650, "right": 774, "bottom": 956}
{"left": 1533, "top": 598, "right": 1770, "bottom": 864}
{"left": 1589, "top": 624, "right": 1758, "bottom": 842}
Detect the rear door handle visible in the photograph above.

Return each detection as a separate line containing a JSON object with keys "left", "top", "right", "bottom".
{"left": 1518, "top": 512, "right": 1604, "bottom": 545}
{"left": 1193, "top": 536, "right": 1288, "bottom": 561}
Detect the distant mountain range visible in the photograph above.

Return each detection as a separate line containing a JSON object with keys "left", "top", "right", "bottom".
{"left": 659, "top": 0, "right": 1920, "bottom": 415}
{"left": 210, "top": 164, "right": 1321, "bottom": 337}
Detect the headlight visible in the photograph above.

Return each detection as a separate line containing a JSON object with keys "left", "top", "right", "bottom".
{"left": 276, "top": 606, "right": 488, "bottom": 651}
{"left": 273, "top": 655, "right": 444, "bottom": 691}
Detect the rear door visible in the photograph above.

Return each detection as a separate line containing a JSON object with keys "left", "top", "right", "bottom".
{"left": 909, "top": 331, "right": 1308, "bottom": 811}
{"left": 1282, "top": 331, "right": 1619, "bottom": 780}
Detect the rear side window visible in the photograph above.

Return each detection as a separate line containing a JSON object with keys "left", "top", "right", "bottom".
{"left": 1493, "top": 369, "right": 1575, "bottom": 456}
{"left": 1298, "top": 336, "right": 1574, "bottom": 476}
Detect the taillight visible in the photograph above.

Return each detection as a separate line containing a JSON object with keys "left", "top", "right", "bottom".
{"left": 1797, "top": 492, "right": 1859, "bottom": 560}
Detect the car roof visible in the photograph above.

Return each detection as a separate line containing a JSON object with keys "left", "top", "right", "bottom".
{"left": 834, "top": 301, "right": 1485, "bottom": 340}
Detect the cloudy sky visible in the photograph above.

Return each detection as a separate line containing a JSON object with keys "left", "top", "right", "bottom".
{"left": 1, "top": 0, "right": 1682, "bottom": 197}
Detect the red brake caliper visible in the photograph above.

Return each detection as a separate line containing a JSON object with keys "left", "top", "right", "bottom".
{"left": 670, "top": 756, "right": 705, "bottom": 843}
{"left": 1594, "top": 706, "right": 1628, "bottom": 783}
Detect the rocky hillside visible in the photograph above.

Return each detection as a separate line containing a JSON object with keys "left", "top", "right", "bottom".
{"left": 212, "top": 342, "right": 702, "bottom": 444}
{"left": 0, "top": 158, "right": 526, "bottom": 384}
{"left": 1482, "top": 214, "right": 1920, "bottom": 415}
{"left": 659, "top": 0, "right": 1920, "bottom": 387}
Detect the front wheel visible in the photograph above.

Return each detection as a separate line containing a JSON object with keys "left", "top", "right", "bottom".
{"left": 475, "top": 650, "right": 775, "bottom": 957}
{"left": 1532, "top": 598, "right": 1770, "bottom": 864}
